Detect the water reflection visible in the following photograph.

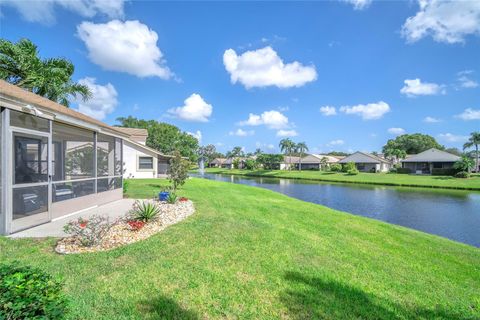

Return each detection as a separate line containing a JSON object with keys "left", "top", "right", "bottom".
{"left": 195, "top": 173, "right": 480, "bottom": 247}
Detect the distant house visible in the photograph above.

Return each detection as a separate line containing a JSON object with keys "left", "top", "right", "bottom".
{"left": 299, "top": 154, "right": 340, "bottom": 170}
{"left": 208, "top": 158, "right": 227, "bottom": 168}
{"left": 401, "top": 148, "right": 460, "bottom": 174}
{"left": 281, "top": 156, "right": 301, "bottom": 170}
{"left": 339, "top": 152, "right": 391, "bottom": 172}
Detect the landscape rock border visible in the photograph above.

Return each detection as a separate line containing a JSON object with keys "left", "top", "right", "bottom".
{"left": 55, "top": 200, "right": 195, "bottom": 254}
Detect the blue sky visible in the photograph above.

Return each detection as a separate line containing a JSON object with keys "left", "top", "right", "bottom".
{"left": 1, "top": 0, "right": 479, "bottom": 154}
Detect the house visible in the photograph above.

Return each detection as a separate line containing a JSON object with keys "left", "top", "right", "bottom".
{"left": 0, "top": 80, "right": 129, "bottom": 235}
{"left": 401, "top": 148, "right": 460, "bottom": 174}
{"left": 281, "top": 156, "right": 301, "bottom": 170}
{"left": 208, "top": 158, "right": 227, "bottom": 168}
{"left": 339, "top": 151, "right": 392, "bottom": 172}
{"left": 299, "top": 154, "right": 340, "bottom": 170}
{"left": 115, "top": 127, "right": 172, "bottom": 178}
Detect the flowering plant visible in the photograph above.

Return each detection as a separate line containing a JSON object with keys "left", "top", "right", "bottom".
{"left": 179, "top": 197, "right": 188, "bottom": 202}
{"left": 127, "top": 220, "right": 145, "bottom": 231}
{"left": 63, "top": 215, "right": 111, "bottom": 247}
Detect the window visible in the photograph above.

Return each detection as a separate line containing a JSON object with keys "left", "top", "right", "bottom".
{"left": 433, "top": 163, "right": 443, "bottom": 169}
{"left": 97, "top": 133, "right": 115, "bottom": 177}
{"left": 138, "top": 156, "right": 153, "bottom": 170}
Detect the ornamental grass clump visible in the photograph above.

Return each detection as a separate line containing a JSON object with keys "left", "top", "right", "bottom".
{"left": 129, "top": 200, "right": 161, "bottom": 222}
{"left": 63, "top": 215, "right": 111, "bottom": 247}
{"left": 166, "top": 193, "right": 178, "bottom": 204}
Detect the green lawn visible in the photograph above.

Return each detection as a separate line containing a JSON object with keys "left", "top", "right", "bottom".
{"left": 1, "top": 178, "right": 479, "bottom": 319}
{"left": 203, "top": 167, "right": 480, "bottom": 190}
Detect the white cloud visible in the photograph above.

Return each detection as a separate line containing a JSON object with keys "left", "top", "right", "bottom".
{"left": 2, "top": 0, "right": 124, "bottom": 24}
{"left": 455, "top": 108, "right": 480, "bottom": 120}
{"left": 423, "top": 116, "right": 442, "bottom": 123}
{"left": 327, "top": 139, "right": 345, "bottom": 146}
{"left": 340, "top": 101, "right": 390, "bottom": 120}
{"left": 187, "top": 130, "right": 202, "bottom": 143}
{"left": 276, "top": 129, "right": 298, "bottom": 137}
{"left": 400, "top": 78, "right": 445, "bottom": 97}
{"left": 342, "top": 0, "right": 372, "bottom": 10}
{"left": 77, "top": 20, "right": 172, "bottom": 79}
{"left": 168, "top": 93, "right": 213, "bottom": 122}
{"left": 319, "top": 106, "right": 337, "bottom": 116}
{"left": 75, "top": 77, "right": 117, "bottom": 120}
{"left": 229, "top": 129, "right": 254, "bottom": 137}
{"left": 239, "top": 110, "right": 289, "bottom": 129}
{"left": 223, "top": 46, "right": 317, "bottom": 89}
{"left": 457, "top": 70, "right": 479, "bottom": 88}
{"left": 387, "top": 127, "right": 406, "bottom": 135}
{"left": 438, "top": 133, "right": 469, "bottom": 143}
{"left": 402, "top": 0, "right": 480, "bottom": 44}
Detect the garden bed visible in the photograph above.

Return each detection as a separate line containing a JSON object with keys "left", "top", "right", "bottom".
{"left": 55, "top": 200, "right": 195, "bottom": 254}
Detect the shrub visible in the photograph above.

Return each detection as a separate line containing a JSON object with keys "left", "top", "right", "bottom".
{"left": 342, "top": 162, "right": 356, "bottom": 173}
{"left": 389, "top": 168, "right": 397, "bottom": 173}
{"left": 244, "top": 159, "right": 257, "bottom": 170}
{"left": 329, "top": 163, "right": 342, "bottom": 172}
{"left": 63, "top": 215, "right": 111, "bottom": 247}
{"left": 455, "top": 171, "right": 470, "bottom": 179}
{"left": 0, "top": 262, "right": 68, "bottom": 319}
{"left": 130, "top": 200, "right": 160, "bottom": 222}
{"left": 123, "top": 179, "right": 130, "bottom": 194}
{"left": 127, "top": 220, "right": 145, "bottom": 231}
{"left": 167, "top": 193, "right": 178, "bottom": 204}
{"left": 347, "top": 168, "right": 359, "bottom": 175}
{"left": 396, "top": 168, "right": 412, "bottom": 174}
{"left": 431, "top": 168, "right": 459, "bottom": 176}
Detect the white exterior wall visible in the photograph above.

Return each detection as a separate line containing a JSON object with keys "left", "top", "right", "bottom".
{"left": 123, "top": 141, "right": 158, "bottom": 179}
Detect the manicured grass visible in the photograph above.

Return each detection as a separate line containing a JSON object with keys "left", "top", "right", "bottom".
{"left": 203, "top": 168, "right": 480, "bottom": 190}
{"left": 1, "top": 178, "right": 479, "bottom": 319}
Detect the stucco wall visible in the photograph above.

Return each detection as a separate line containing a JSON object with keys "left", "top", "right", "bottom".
{"left": 123, "top": 141, "right": 158, "bottom": 179}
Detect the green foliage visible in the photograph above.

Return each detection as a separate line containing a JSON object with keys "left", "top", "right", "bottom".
{"left": 256, "top": 154, "right": 284, "bottom": 170}
{"left": 123, "top": 179, "right": 130, "bottom": 194}
{"left": 382, "top": 133, "right": 444, "bottom": 157}
{"left": 233, "top": 158, "right": 241, "bottom": 169}
{"left": 327, "top": 151, "right": 350, "bottom": 157}
{"left": 431, "top": 168, "right": 459, "bottom": 176}
{"left": 454, "top": 155, "right": 475, "bottom": 172}
{"left": 115, "top": 116, "right": 199, "bottom": 162}
{"left": 455, "top": 171, "right": 470, "bottom": 179}
{"left": 130, "top": 200, "right": 160, "bottom": 222}
{"left": 166, "top": 193, "right": 178, "bottom": 204}
{"left": 63, "top": 215, "right": 111, "bottom": 247}
{"left": 445, "top": 147, "right": 462, "bottom": 156}
{"left": 347, "top": 168, "right": 359, "bottom": 175}
{"left": 329, "top": 163, "right": 342, "bottom": 172}
{"left": 244, "top": 159, "right": 257, "bottom": 170}
{"left": 226, "top": 146, "right": 244, "bottom": 158}
{"left": 342, "top": 162, "right": 356, "bottom": 173}
{"left": 0, "top": 262, "right": 68, "bottom": 320}
{"left": 197, "top": 144, "right": 218, "bottom": 165}
{"left": 396, "top": 168, "right": 412, "bottom": 174}
{"left": 168, "top": 150, "right": 190, "bottom": 191}
{"left": 0, "top": 38, "right": 91, "bottom": 107}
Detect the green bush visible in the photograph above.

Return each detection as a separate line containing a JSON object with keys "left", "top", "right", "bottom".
{"left": 244, "top": 159, "right": 257, "bottom": 170}
{"left": 389, "top": 168, "right": 397, "bottom": 173}
{"left": 167, "top": 193, "right": 178, "bottom": 204}
{"left": 329, "top": 163, "right": 342, "bottom": 172}
{"left": 432, "top": 168, "right": 459, "bottom": 176}
{"left": 0, "top": 262, "right": 68, "bottom": 319}
{"left": 455, "top": 171, "right": 470, "bottom": 179}
{"left": 347, "top": 168, "right": 359, "bottom": 175}
{"left": 342, "top": 162, "right": 356, "bottom": 173}
{"left": 396, "top": 168, "right": 412, "bottom": 174}
{"left": 130, "top": 200, "right": 160, "bottom": 222}
{"left": 123, "top": 179, "right": 130, "bottom": 194}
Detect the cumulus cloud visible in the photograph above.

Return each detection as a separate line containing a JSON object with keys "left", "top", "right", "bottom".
{"left": 438, "top": 133, "right": 469, "bottom": 143}
{"left": 400, "top": 78, "right": 445, "bottom": 97}
{"left": 276, "top": 129, "right": 298, "bottom": 137}
{"left": 187, "top": 130, "right": 202, "bottom": 143}
{"left": 423, "top": 116, "right": 442, "bottom": 123}
{"left": 457, "top": 70, "right": 479, "bottom": 89}
{"left": 320, "top": 106, "right": 337, "bottom": 116}
{"left": 455, "top": 108, "right": 480, "bottom": 120}
{"left": 223, "top": 46, "right": 317, "bottom": 89}
{"left": 327, "top": 139, "right": 345, "bottom": 146}
{"left": 387, "top": 127, "right": 406, "bottom": 135}
{"left": 168, "top": 94, "right": 213, "bottom": 122}
{"left": 340, "top": 101, "right": 390, "bottom": 120}
{"left": 402, "top": 0, "right": 480, "bottom": 44}
{"left": 342, "top": 0, "right": 372, "bottom": 10}
{"left": 229, "top": 129, "right": 254, "bottom": 137}
{"left": 239, "top": 110, "right": 289, "bottom": 129}
{"left": 75, "top": 77, "right": 117, "bottom": 120}
{"left": 77, "top": 20, "right": 172, "bottom": 79}
{"left": 2, "top": 0, "right": 124, "bottom": 24}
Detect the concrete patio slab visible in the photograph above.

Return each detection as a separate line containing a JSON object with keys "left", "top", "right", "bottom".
{"left": 10, "top": 199, "right": 137, "bottom": 238}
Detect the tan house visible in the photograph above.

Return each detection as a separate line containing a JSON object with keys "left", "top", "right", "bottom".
{"left": 299, "top": 154, "right": 340, "bottom": 170}
{"left": 339, "top": 151, "right": 392, "bottom": 172}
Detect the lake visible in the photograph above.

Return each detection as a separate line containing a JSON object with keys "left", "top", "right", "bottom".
{"left": 195, "top": 173, "right": 480, "bottom": 247}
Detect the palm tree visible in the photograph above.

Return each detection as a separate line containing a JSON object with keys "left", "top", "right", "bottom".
{"left": 279, "top": 138, "right": 295, "bottom": 170}
{"left": 463, "top": 132, "right": 480, "bottom": 173}
{"left": 296, "top": 142, "right": 308, "bottom": 170}
{"left": 0, "top": 38, "right": 91, "bottom": 107}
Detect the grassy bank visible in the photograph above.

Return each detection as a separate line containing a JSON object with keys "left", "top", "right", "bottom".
{"left": 203, "top": 168, "right": 480, "bottom": 190}
{"left": 1, "top": 178, "right": 479, "bottom": 319}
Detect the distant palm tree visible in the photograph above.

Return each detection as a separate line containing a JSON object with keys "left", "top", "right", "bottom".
{"left": 463, "top": 131, "right": 480, "bottom": 172}
{"left": 279, "top": 138, "right": 295, "bottom": 170}
{"left": 296, "top": 142, "right": 308, "bottom": 170}
{"left": 0, "top": 38, "right": 91, "bottom": 107}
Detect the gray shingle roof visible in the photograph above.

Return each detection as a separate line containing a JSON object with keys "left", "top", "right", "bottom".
{"left": 401, "top": 148, "right": 460, "bottom": 163}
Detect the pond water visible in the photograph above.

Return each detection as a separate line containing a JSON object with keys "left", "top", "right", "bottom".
{"left": 194, "top": 173, "right": 480, "bottom": 247}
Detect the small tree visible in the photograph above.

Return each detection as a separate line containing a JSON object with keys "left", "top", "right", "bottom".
{"left": 244, "top": 159, "right": 256, "bottom": 170}
{"left": 454, "top": 156, "right": 475, "bottom": 173}
{"left": 168, "top": 150, "right": 189, "bottom": 191}
{"left": 320, "top": 157, "right": 329, "bottom": 171}
{"left": 233, "top": 158, "right": 241, "bottom": 169}
{"left": 342, "top": 162, "right": 356, "bottom": 173}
